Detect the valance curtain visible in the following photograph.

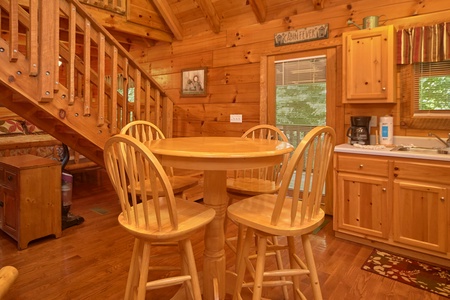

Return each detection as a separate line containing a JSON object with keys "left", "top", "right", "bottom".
{"left": 397, "top": 22, "right": 450, "bottom": 64}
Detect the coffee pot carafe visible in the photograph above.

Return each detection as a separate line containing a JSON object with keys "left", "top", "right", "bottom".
{"left": 347, "top": 116, "right": 371, "bottom": 145}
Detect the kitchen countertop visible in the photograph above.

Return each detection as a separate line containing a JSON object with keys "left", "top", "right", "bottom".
{"left": 335, "top": 136, "right": 450, "bottom": 162}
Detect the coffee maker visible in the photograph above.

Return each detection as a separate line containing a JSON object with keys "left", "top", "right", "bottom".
{"left": 346, "top": 116, "right": 371, "bottom": 145}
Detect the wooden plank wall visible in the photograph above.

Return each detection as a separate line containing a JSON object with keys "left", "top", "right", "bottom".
{"left": 132, "top": 0, "right": 450, "bottom": 141}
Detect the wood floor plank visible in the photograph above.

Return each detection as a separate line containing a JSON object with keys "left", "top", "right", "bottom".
{"left": 0, "top": 170, "right": 447, "bottom": 300}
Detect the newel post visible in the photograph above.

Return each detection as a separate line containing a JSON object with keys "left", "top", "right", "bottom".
{"left": 38, "top": 0, "right": 59, "bottom": 102}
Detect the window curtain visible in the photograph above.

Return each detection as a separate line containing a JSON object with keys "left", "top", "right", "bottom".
{"left": 397, "top": 22, "right": 450, "bottom": 64}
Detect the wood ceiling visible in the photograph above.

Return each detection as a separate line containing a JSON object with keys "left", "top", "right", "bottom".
{"left": 81, "top": 0, "right": 326, "bottom": 48}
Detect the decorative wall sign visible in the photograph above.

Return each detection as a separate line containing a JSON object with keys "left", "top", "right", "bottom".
{"left": 181, "top": 68, "right": 207, "bottom": 97}
{"left": 274, "top": 24, "right": 329, "bottom": 47}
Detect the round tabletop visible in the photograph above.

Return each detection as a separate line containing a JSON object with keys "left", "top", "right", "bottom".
{"left": 147, "top": 136, "right": 293, "bottom": 170}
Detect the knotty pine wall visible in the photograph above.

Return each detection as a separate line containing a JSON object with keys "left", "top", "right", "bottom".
{"left": 130, "top": 0, "right": 450, "bottom": 143}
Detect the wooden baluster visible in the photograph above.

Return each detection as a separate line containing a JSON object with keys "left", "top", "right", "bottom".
{"left": 97, "top": 32, "right": 106, "bottom": 126}
{"left": 54, "top": 0, "right": 59, "bottom": 92}
{"left": 38, "top": 0, "right": 56, "bottom": 101}
{"left": 134, "top": 70, "right": 141, "bottom": 120}
{"left": 68, "top": 2, "right": 76, "bottom": 105}
{"left": 110, "top": 46, "right": 118, "bottom": 134}
{"left": 144, "top": 79, "right": 151, "bottom": 121}
{"left": 9, "top": 0, "right": 18, "bottom": 62}
{"left": 162, "top": 95, "right": 173, "bottom": 138}
{"left": 155, "top": 88, "right": 161, "bottom": 128}
{"left": 29, "top": 0, "right": 38, "bottom": 76}
{"left": 122, "top": 58, "right": 129, "bottom": 125}
{"left": 84, "top": 19, "right": 91, "bottom": 116}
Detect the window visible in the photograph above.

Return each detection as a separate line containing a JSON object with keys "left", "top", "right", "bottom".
{"left": 413, "top": 60, "right": 450, "bottom": 115}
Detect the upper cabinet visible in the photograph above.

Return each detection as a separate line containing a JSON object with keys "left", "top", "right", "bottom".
{"left": 342, "top": 25, "right": 397, "bottom": 103}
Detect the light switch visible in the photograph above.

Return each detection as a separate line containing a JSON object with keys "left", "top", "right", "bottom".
{"left": 230, "top": 114, "right": 242, "bottom": 123}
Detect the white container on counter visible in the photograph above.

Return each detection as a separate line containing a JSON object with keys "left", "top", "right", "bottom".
{"left": 379, "top": 115, "right": 393, "bottom": 145}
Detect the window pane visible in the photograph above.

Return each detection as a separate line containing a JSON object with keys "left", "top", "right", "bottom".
{"left": 414, "top": 61, "right": 450, "bottom": 113}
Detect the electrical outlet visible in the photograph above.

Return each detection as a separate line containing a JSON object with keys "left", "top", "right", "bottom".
{"left": 230, "top": 114, "right": 242, "bottom": 123}
{"left": 370, "top": 116, "right": 377, "bottom": 127}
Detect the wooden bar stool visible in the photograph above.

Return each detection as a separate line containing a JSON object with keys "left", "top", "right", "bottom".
{"left": 104, "top": 135, "right": 215, "bottom": 300}
{"left": 228, "top": 126, "right": 335, "bottom": 300}
{"left": 225, "top": 124, "right": 291, "bottom": 298}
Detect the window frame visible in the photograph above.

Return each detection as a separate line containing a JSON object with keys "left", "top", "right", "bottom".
{"left": 413, "top": 60, "right": 450, "bottom": 116}
{"left": 400, "top": 64, "right": 450, "bottom": 130}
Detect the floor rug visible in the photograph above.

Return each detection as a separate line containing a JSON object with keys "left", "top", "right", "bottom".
{"left": 362, "top": 249, "right": 450, "bottom": 298}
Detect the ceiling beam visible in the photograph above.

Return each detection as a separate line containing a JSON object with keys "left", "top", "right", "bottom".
{"left": 151, "top": 0, "right": 184, "bottom": 41}
{"left": 83, "top": 6, "right": 173, "bottom": 43}
{"left": 195, "top": 0, "right": 221, "bottom": 34}
{"left": 248, "top": 0, "right": 267, "bottom": 23}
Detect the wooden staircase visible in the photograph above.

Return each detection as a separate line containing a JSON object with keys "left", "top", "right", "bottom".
{"left": 0, "top": 0, "right": 173, "bottom": 167}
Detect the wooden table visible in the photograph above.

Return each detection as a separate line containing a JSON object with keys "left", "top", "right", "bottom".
{"left": 147, "top": 136, "right": 293, "bottom": 300}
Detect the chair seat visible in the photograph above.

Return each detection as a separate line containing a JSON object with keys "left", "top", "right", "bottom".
{"left": 119, "top": 198, "right": 215, "bottom": 240}
{"left": 227, "top": 193, "right": 325, "bottom": 237}
{"left": 132, "top": 175, "right": 199, "bottom": 196}
{"left": 226, "top": 177, "right": 278, "bottom": 196}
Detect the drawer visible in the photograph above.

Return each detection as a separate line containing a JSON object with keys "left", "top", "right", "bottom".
{"left": 394, "top": 161, "right": 450, "bottom": 185}
{"left": 3, "top": 170, "right": 17, "bottom": 189}
{"left": 337, "top": 155, "right": 389, "bottom": 176}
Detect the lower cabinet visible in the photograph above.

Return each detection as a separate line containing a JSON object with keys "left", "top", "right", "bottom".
{"left": 337, "top": 173, "right": 389, "bottom": 239}
{"left": 334, "top": 153, "right": 450, "bottom": 261}
{"left": 0, "top": 155, "right": 61, "bottom": 249}
{"left": 393, "top": 180, "right": 447, "bottom": 253}
{"left": 392, "top": 160, "right": 450, "bottom": 254}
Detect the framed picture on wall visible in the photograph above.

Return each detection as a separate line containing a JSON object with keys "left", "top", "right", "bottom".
{"left": 181, "top": 68, "right": 207, "bottom": 97}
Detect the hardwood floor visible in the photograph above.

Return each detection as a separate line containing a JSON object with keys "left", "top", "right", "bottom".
{"left": 0, "top": 169, "right": 447, "bottom": 300}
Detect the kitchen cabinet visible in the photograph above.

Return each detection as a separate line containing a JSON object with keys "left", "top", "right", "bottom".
{"left": 392, "top": 161, "right": 449, "bottom": 253}
{"left": 335, "top": 154, "right": 390, "bottom": 239}
{"left": 342, "top": 25, "right": 396, "bottom": 103}
{"left": 0, "top": 155, "right": 61, "bottom": 249}
{"left": 334, "top": 151, "right": 450, "bottom": 262}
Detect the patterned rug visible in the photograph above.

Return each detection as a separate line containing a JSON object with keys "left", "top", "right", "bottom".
{"left": 362, "top": 249, "right": 450, "bottom": 298}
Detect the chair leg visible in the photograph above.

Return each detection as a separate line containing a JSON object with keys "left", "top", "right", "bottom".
{"left": 252, "top": 234, "right": 268, "bottom": 300}
{"left": 180, "top": 239, "right": 203, "bottom": 300}
{"left": 137, "top": 241, "right": 151, "bottom": 300}
{"left": 125, "top": 239, "right": 142, "bottom": 300}
{"left": 233, "top": 227, "right": 255, "bottom": 300}
{"left": 301, "top": 235, "right": 322, "bottom": 300}
{"left": 271, "top": 236, "right": 290, "bottom": 300}
{"left": 287, "top": 237, "right": 301, "bottom": 300}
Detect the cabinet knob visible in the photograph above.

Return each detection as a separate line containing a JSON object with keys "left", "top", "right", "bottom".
{"left": 441, "top": 197, "right": 445, "bottom": 201}
{"left": 0, "top": 201, "right": 3, "bottom": 207}
{"left": 394, "top": 167, "right": 399, "bottom": 171}
{"left": 359, "top": 164, "right": 364, "bottom": 168}
{"left": 7, "top": 175, "right": 12, "bottom": 181}
{"left": 382, "top": 188, "right": 387, "bottom": 192}
{"left": 382, "top": 87, "right": 386, "bottom": 91}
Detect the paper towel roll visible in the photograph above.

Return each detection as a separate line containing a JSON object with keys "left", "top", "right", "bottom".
{"left": 379, "top": 116, "right": 393, "bottom": 145}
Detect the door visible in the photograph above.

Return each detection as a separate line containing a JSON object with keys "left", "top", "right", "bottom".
{"left": 265, "top": 48, "right": 338, "bottom": 214}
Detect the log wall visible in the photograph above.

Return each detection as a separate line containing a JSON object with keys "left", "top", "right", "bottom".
{"left": 129, "top": 0, "right": 450, "bottom": 143}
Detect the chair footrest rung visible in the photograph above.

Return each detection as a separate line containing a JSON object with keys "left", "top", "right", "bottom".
{"left": 146, "top": 275, "right": 192, "bottom": 290}
{"left": 264, "top": 269, "right": 310, "bottom": 277}
{"left": 242, "top": 280, "right": 293, "bottom": 288}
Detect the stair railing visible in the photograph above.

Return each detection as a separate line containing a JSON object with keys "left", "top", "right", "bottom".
{"left": 0, "top": 0, "right": 173, "bottom": 139}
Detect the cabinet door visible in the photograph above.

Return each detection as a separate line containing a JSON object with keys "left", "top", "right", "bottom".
{"left": 342, "top": 26, "right": 396, "bottom": 103}
{"left": 393, "top": 180, "right": 447, "bottom": 253}
{"left": 336, "top": 173, "right": 389, "bottom": 238}
{"left": 0, "top": 186, "right": 18, "bottom": 238}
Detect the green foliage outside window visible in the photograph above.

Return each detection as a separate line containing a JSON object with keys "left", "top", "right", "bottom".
{"left": 276, "top": 83, "right": 326, "bottom": 126}
{"left": 419, "top": 76, "right": 450, "bottom": 110}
